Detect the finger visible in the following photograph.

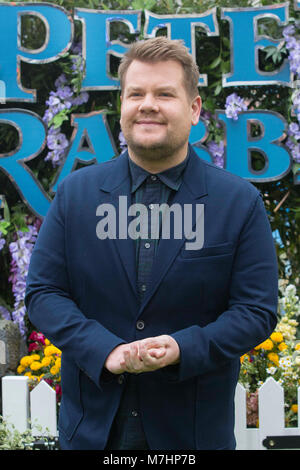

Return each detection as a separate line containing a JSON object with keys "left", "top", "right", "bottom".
{"left": 125, "top": 344, "right": 144, "bottom": 372}
{"left": 142, "top": 338, "right": 164, "bottom": 349}
{"left": 139, "top": 343, "right": 165, "bottom": 368}
{"left": 148, "top": 347, "right": 166, "bottom": 358}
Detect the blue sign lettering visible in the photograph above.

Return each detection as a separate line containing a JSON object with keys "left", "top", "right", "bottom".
{"left": 75, "top": 9, "right": 141, "bottom": 90}
{"left": 0, "top": 109, "right": 51, "bottom": 216}
{"left": 221, "top": 4, "right": 290, "bottom": 87}
{"left": 144, "top": 9, "right": 219, "bottom": 86}
{"left": 51, "top": 111, "right": 117, "bottom": 192}
{"left": 0, "top": 3, "right": 73, "bottom": 101}
{"left": 217, "top": 111, "right": 292, "bottom": 181}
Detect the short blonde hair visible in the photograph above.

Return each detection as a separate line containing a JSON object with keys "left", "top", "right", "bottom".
{"left": 118, "top": 36, "right": 200, "bottom": 100}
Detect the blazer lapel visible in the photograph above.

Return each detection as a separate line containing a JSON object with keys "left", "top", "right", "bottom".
{"left": 99, "top": 151, "right": 138, "bottom": 299}
{"left": 139, "top": 147, "right": 209, "bottom": 313}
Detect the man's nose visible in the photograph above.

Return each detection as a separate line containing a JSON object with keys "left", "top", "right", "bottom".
{"left": 138, "top": 94, "right": 159, "bottom": 112}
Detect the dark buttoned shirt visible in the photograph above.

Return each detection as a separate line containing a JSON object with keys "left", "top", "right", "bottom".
{"left": 105, "top": 151, "right": 189, "bottom": 450}
{"left": 129, "top": 153, "right": 189, "bottom": 301}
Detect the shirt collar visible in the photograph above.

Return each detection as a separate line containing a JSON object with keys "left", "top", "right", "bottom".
{"left": 128, "top": 149, "right": 190, "bottom": 194}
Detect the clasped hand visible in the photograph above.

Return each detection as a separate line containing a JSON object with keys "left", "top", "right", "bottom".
{"left": 104, "top": 335, "right": 180, "bottom": 375}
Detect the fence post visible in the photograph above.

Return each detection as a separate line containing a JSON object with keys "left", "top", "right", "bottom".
{"left": 2, "top": 375, "right": 30, "bottom": 433}
{"left": 0, "top": 339, "right": 5, "bottom": 365}
{"left": 234, "top": 382, "right": 247, "bottom": 449}
{"left": 258, "top": 377, "right": 285, "bottom": 448}
{"left": 30, "top": 380, "right": 58, "bottom": 437}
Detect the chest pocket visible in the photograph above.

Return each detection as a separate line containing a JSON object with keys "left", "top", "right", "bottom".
{"left": 180, "top": 242, "right": 233, "bottom": 259}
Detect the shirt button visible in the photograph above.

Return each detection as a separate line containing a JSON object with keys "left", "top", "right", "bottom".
{"left": 118, "top": 374, "right": 125, "bottom": 384}
{"left": 144, "top": 242, "right": 150, "bottom": 249}
{"left": 149, "top": 204, "right": 154, "bottom": 210}
{"left": 131, "top": 410, "right": 138, "bottom": 417}
{"left": 150, "top": 175, "right": 157, "bottom": 181}
{"left": 141, "top": 284, "right": 146, "bottom": 292}
{"left": 136, "top": 320, "right": 145, "bottom": 330}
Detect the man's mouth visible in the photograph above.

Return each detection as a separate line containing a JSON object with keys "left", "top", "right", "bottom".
{"left": 135, "top": 120, "right": 165, "bottom": 126}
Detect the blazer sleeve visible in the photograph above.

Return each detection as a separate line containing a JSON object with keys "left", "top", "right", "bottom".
{"left": 25, "top": 182, "right": 125, "bottom": 390}
{"left": 169, "top": 192, "right": 278, "bottom": 382}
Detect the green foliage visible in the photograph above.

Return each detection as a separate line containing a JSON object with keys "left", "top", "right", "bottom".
{"left": 0, "top": 415, "right": 56, "bottom": 450}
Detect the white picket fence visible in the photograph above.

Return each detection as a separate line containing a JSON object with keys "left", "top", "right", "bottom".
{"left": 1, "top": 375, "right": 300, "bottom": 449}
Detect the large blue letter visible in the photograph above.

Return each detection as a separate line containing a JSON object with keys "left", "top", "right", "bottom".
{"left": 51, "top": 111, "right": 117, "bottom": 192}
{"left": 0, "top": 3, "right": 73, "bottom": 102}
{"left": 144, "top": 9, "right": 219, "bottom": 87}
{"left": 75, "top": 9, "right": 141, "bottom": 90}
{"left": 217, "top": 110, "right": 292, "bottom": 182}
{"left": 0, "top": 109, "right": 51, "bottom": 217}
{"left": 221, "top": 4, "right": 290, "bottom": 87}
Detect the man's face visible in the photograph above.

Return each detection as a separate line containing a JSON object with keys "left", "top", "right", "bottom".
{"left": 120, "top": 59, "right": 201, "bottom": 166}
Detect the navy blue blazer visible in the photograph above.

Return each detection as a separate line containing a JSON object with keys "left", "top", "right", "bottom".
{"left": 25, "top": 146, "right": 278, "bottom": 450}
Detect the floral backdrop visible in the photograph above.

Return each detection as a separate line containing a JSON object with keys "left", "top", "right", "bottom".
{"left": 0, "top": 0, "right": 299, "bottom": 428}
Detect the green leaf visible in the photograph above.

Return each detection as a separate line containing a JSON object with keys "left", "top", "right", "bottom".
{"left": 3, "top": 198, "right": 10, "bottom": 223}
{"left": 0, "top": 221, "right": 10, "bottom": 235}
{"left": 214, "top": 83, "right": 222, "bottom": 96}
{"left": 292, "top": 163, "right": 300, "bottom": 175}
{"left": 208, "top": 56, "right": 221, "bottom": 70}
{"left": 264, "top": 45, "right": 277, "bottom": 60}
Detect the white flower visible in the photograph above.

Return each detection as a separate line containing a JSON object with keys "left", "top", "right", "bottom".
{"left": 266, "top": 367, "right": 277, "bottom": 375}
{"left": 286, "top": 285, "right": 297, "bottom": 296}
{"left": 279, "top": 357, "right": 292, "bottom": 369}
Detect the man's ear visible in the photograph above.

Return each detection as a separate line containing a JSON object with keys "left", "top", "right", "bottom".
{"left": 191, "top": 95, "right": 202, "bottom": 126}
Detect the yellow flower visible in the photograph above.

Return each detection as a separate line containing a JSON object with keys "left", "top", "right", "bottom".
{"left": 31, "top": 354, "right": 41, "bottom": 361}
{"left": 17, "top": 365, "right": 25, "bottom": 374}
{"left": 30, "top": 361, "right": 42, "bottom": 371}
{"left": 41, "top": 356, "right": 52, "bottom": 367}
{"left": 270, "top": 332, "right": 283, "bottom": 343}
{"left": 45, "top": 338, "right": 51, "bottom": 346}
{"left": 267, "top": 352, "right": 279, "bottom": 365}
{"left": 278, "top": 342, "right": 288, "bottom": 352}
{"left": 50, "top": 365, "right": 60, "bottom": 375}
{"left": 240, "top": 354, "right": 249, "bottom": 363}
{"left": 255, "top": 339, "right": 273, "bottom": 351}
{"left": 291, "top": 404, "right": 298, "bottom": 413}
{"left": 295, "top": 343, "right": 300, "bottom": 351}
{"left": 44, "top": 345, "right": 61, "bottom": 357}
{"left": 20, "top": 356, "right": 34, "bottom": 367}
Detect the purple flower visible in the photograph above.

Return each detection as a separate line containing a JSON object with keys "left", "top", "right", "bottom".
{"left": 54, "top": 74, "right": 67, "bottom": 89}
{"left": 47, "top": 129, "right": 69, "bottom": 151}
{"left": 71, "top": 42, "right": 82, "bottom": 55}
{"left": 8, "top": 224, "right": 38, "bottom": 337}
{"left": 57, "top": 85, "right": 73, "bottom": 101}
{"left": 284, "top": 25, "right": 300, "bottom": 77}
{"left": 0, "top": 235, "right": 5, "bottom": 251}
{"left": 225, "top": 93, "right": 248, "bottom": 120}
{"left": 118, "top": 131, "right": 127, "bottom": 151}
{"left": 43, "top": 53, "right": 89, "bottom": 167}
{"left": 283, "top": 25, "right": 295, "bottom": 41}
{"left": 45, "top": 127, "right": 69, "bottom": 166}
{"left": 71, "top": 91, "right": 89, "bottom": 106}
{"left": 288, "top": 122, "right": 300, "bottom": 138}
{"left": 291, "top": 143, "right": 300, "bottom": 163}
{"left": 207, "top": 141, "right": 225, "bottom": 168}
{"left": 0, "top": 305, "right": 11, "bottom": 321}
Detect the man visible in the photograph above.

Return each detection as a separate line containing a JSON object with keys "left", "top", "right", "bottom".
{"left": 25, "top": 37, "right": 278, "bottom": 450}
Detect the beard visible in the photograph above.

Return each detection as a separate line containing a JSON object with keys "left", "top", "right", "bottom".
{"left": 121, "top": 125, "right": 190, "bottom": 165}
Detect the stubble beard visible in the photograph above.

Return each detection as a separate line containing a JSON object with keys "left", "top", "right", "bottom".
{"left": 122, "top": 128, "right": 189, "bottom": 166}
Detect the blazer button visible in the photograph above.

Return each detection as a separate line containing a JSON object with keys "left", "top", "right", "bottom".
{"left": 118, "top": 374, "right": 125, "bottom": 384}
{"left": 136, "top": 320, "right": 145, "bottom": 330}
